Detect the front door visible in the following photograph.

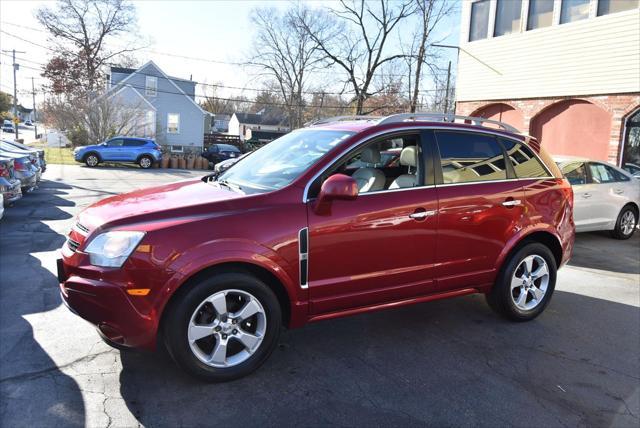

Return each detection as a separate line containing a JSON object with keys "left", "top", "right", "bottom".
{"left": 101, "top": 138, "right": 125, "bottom": 161}
{"left": 306, "top": 132, "right": 438, "bottom": 315}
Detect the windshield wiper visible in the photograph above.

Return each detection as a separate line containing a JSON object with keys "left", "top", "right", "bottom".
{"left": 219, "top": 179, "right": 243, "bottom": 194}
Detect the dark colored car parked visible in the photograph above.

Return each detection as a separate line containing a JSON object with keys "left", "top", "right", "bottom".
{"left": 201, "top": 144, "right": 242, "bottom": 165}
{"left": 59, "top": 114, "right": 575, "bottom": 382}
{"left": 74, "top": 137, "right": 162, "bottom": 169}
{"left": 0, "top": 158, "right": 22, "bottom": 205}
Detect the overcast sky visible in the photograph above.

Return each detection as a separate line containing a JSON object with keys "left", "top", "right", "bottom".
{"left": 0, "top": 0, "right": 460, "bottom": 110}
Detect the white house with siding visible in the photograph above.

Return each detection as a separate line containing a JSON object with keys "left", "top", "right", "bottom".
{"left": 455, "top": 0, "right": 639, "bottom": 166}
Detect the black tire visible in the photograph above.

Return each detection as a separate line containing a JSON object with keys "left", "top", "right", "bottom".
{"left": 486, "top": 242, "right": 557, "bottom": 322}
{"left": 84, "top": 153, "right": 99, "bottom": 167}
{"left": 138, "top": 155, "right": 153, "bottom": 169}
{"left": 163, "top": 272, "right": 281, "bottom": 382}
{"left": 610, "top": 205, "right": 638, "bottom": 240}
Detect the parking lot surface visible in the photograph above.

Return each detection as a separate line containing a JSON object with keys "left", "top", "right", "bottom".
{"left": 1, "top": 164, "right": 639, "bottom": 427}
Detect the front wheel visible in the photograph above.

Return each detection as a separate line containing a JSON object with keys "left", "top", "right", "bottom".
{"left": 163, "top": 272, "right": 281, "bottom": 382}
{"left": 486, "top": 243, "right": 557, "bottom": 321}
{"left": 84, "top": 153, "right": 99, "bottom": 167}
{"left": 610, "top": 206, "right": 637, "bottom": 240}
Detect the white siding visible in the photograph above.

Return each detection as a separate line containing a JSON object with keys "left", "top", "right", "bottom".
{"left": 457, "top": 4, "right": 640, "bottom": 101}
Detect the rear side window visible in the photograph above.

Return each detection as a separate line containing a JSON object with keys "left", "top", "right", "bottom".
{"left": 435, "top": 131, "right": 507, "bottom": 184}
{"left": 589, "top": 163, "right": 626, "bottom": 183}
{"left": 123, "top": 140, "right": 145, "bottom": 147}
{"left": 500, "top": 139, "right": 550, "bottom": 178}
{"left": 561, "top": 162, "right": 587, "bottom": 185}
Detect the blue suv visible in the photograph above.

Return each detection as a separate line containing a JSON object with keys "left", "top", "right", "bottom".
{"left": 74, "top": 137, "right": 162, "bottom": 169}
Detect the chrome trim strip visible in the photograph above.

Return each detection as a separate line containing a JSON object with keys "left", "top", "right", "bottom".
{"left": 298, "top": 227, "right": 309, "bottom": 289}
{"left": 301, "top": 126, "right": 551, "bottom": 203}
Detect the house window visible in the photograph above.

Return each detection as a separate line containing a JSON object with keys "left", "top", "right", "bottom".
{"left": 167, "top": 113, "right": 180, "bottom": 134}
{"left": 469, "top": 0, "right": 490, "bottom": 41}
{"left": 527, "top": 0, "right": 555, "bottom": 30}
{"left": 170, "top": 145, "right": 183, "bottom": 153}
{"left": 494, "top": 0, "right": 522, "bottom": 36}
{"left": 597, "top": 0, "right": 639, "bottom": 16}
{"left": 560, "top": 0, "right": 591, "bottom": 23}
{"left": 145, "top": 76, "right": 157, "bottom": 97}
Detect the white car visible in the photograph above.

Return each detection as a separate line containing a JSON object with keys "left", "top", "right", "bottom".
{"left": 556, "top": 156, "right": 639, "bottom": 239}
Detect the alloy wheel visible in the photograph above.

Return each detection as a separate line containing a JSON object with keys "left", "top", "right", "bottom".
{"left": 86, "top": 155, "right": 98, "bottom": 167}
{"left": 187, "top": 289, "right": 266, "bottom": 368}
{"left": 510, "top": 255, "right": 549, "bottom": 311}
{"left": 140, "top": 157, "right": 152, "bottom": 168}
{"left": 621, "top": 211, "right": 636, "bottom": 236}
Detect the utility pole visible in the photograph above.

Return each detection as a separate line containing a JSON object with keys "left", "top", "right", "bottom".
{"left": 443, "top": 60, "right": 451, "bottom": 115}
{"left": 31, "top": 77, "right": 37, "bottom": 139}
{"left": 2, "top": 49, "right": 26, "bottom": 140}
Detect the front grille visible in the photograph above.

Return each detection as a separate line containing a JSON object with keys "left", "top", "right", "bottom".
{"left": 67, "top": 238, "right": 80, "bottom": 252}
{"left": 76, "top": 222, "right": 89, "bottom": 234}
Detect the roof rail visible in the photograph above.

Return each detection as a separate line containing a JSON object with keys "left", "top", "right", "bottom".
{"left": 377, "top": 112, "right": 521, "bottom": 133}
{"left": 305, "top": 115, "right": 383, "bottom": 127}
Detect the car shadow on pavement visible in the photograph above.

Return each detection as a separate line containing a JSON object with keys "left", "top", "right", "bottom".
{"left": 569, "top": 232, "right": 640, "bottom": 275}
{"left": 117, "top": 290, "right": 639, "bottom": 427}
{"left": 0, "top": 180, "right": 85, "bottom": 427}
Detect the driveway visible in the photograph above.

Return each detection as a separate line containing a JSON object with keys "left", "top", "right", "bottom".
{"left": 1, "top": 165, "right": 638, "bottom": 427}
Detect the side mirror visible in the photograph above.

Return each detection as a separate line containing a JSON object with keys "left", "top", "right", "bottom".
{"left": 314, "top": 174, "right": 358, "bottom": 214}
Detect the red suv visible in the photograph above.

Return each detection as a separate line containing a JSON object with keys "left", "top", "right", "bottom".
{"left": 58, "top": 114, "right": 575, "bottom": 381}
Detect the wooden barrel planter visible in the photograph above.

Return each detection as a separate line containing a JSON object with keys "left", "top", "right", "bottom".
{"left": 169, "top": 155, "right": 178, "bottom": 169}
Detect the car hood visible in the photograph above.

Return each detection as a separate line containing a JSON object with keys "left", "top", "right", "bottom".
{"left": 75, "top": 145, "right": 100, "bottom": 151}
{"left": 78, "top": 179, "right": 245, "bottom": 230}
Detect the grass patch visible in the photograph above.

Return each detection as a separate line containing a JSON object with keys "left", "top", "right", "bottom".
{"left": 44, "top": 147, "right": 77, "bottom": 165}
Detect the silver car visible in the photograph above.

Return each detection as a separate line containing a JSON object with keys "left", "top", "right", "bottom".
{"left": 0, "top": 141, "right": 42, "bottom": 183}
{"left": 0, "top": 154, "right": 37, "bottom": 193}
{"left": 556, "top": 156, "right": 640, "bottom": 239}
{"left": 0, "top": 157, "right": 23, "bottom": 205}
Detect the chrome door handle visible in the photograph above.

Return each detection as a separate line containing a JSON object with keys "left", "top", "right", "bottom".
{"left": 502, "top": 199, "right": 522, "bottom": 207}
{"left": 409, "top": 210, "right": 436, "bottom": 219}
{"left": 614, "top": 189, "right": 624, "bottom": 195}
{"left": 582, "top": 193, "right": 592, "bottom": 198}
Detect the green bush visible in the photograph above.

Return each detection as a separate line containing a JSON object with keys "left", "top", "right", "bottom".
{"left": 67, "top": 126, "right": 89, "bottom": 147}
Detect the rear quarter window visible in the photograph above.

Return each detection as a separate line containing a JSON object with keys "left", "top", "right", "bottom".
{"left": 500, "top": 138, "right": 552, "bottom": 178}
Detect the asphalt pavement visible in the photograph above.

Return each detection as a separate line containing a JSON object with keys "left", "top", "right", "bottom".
{"left": 1, "top": 164, "right": 638, "bottom": 427}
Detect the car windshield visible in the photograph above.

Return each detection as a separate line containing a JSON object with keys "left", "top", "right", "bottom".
{"left": 217, "top": 129, "right": 354, "bottom": 194}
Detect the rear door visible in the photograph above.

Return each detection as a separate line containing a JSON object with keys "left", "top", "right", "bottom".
{"left": 559, "top": 161, "right": 595, "bottom": 230}
{"left": 123, "top": 139, "right": 145, "bottom": 161}
{"left": 306, "top": 130, "right": 439, "bottom": 314}
{"left": 587, "top": 162, "right": 627, "bottom": 228}
{"left": 433, "top": 130, "right": 526, "bottom": 292}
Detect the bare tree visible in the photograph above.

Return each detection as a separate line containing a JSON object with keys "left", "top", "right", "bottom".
{"left": 36, "top": 0, "right": 142, "bottom": 94}
{"left": 200, "top": 83, "right": 248, "bottom": 115}
{"left": 42, "top": 90, "right": 148, "bottom": 146}
{"left": 248, "top": 4, "right": 326, "bottom": 129}
{"left": 299, "top": 0, "right": 415, "bottom": 115}
{"left": 406, "top": 0, "right": 455, "bottom": 112}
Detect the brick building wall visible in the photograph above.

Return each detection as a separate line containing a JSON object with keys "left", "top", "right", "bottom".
{"left": 456, "top": 94, "right": 640, "bottom": 164}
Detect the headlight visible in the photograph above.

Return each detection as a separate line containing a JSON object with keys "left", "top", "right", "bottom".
{"left": 84, "top": 231, "right": 145, "bottom": 267}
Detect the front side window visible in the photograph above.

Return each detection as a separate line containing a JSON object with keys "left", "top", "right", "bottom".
{"left": 588, "top": 163, "right": 616, "bottom": 183}
{"left": 560, "top": 162, "right": 588, "bottom": 185}
{"left": 436, "top": 131, "right": 507, "bottom": 184}
{"left": 167, "top": 113, "right": 180, "bottom": 134}
{"left": 145, "top": 76, "right": 157, "bottom": 97}
{"left": 527, "top": 0, "right": 555, "bottom": 30}
{"left": 107, "top": 138, "right": 124, "bottom": 147}
{"left": 469, "top": 0, "right": 491, "bottom": 41}
{"left": 560, "top": 0, "right": 590, "bottom": 24}
{"left": 218, "top": 129, "right": 354, "bottom": 195}
{"left": 495, "top": 0, "right": 523, "bottom": 36}
{"left": 501, "top": 139, "right": 550, "bottom": 178}
{"left": 598, "top": 0, "right": 639, "bottom": 16}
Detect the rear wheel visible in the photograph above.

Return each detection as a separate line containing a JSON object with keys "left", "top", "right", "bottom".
{"left": 84, "top": 153, "right": 99, "bottom": 167}
{"left": 138, "top": 155, "right": 153, "bottom": 169}
{"left": 610, "top": 206, "right": 637, "bottom": 240}
{"left": 486, "top": 243, "right": 557, "bottom": 321}
{"left": 163, "top": 272, "right": 281, "bottom": 382}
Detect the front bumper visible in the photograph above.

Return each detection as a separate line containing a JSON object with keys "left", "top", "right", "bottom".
{"left": 57, "top": 257, "right": 159, "bottom": 349}
{"left": 0, "top": 178, "right": 22, "bottom": 205}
